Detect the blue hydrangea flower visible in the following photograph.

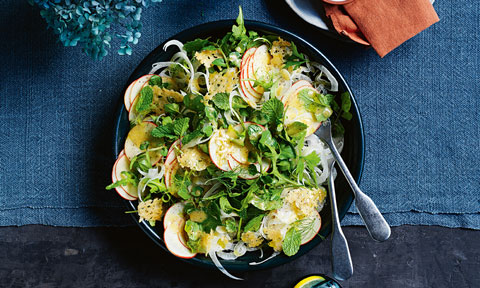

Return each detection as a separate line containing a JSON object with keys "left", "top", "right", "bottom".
{"left": 29, "top": 0, "right": 163, "bottom": 60}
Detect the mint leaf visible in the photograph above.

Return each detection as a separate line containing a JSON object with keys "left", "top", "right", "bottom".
{"left": 232, "top": 96, "right": 248, "bottom": 109}
{"left": 164, "top": 103, "right": 179, "bottom": 114}
{"left": 148, "top": 75, "right": 163, "bottom": 87}
{"left": 212, "top": 58, "right": 226, "bottom": 67}
{"left": 182, "top": 130, "right": 203, "bottom": 145}
{"left": 135, "top": 86, "right": 153, "bottom": 112}
{"left": 261, "top": 98, "right": 284, "bottom": 125}
{"left": 183, "top": 94, "right": 205, "bottom": 112}
{"left": 202, "top": 125, "right": 213, "bottom": 137}
{"left": 244, "top": 215, "right": 264, "bottom": 232}
{"left": 173, "top": 118, "right": 190, "bottom": 137}
{"left": 212, "top": 93, "right": 230, "bottom": 110}
{"left": 282, "top": 226, "right": 302, "bottom": 256}
{"left": 151, "top": 124, "right": 176, "bottom": 139}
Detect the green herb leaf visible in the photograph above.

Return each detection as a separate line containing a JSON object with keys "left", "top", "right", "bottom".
{"left": 202, "top": 125, "right": 213, "bottom": 137}
{"left": 173, "top": 118, "right": 190, "bottom": 137}
{"left": 225, "top": 219, "right": 237, "bottom": 233}
{"left": 185, "top": 220, "right": 203, "bottom": 241}
{"left": 303, "top": 151, "right": 321, "bottom": 167}
{"left": 148, "top": 75, "right": 163, "bottom": 87}
{"left": 232, "top": 6, "right": 246, "bottom": 39}
{"left": 183, "top": 38, "right": 211, "bottom": 55}
{"left": 219, "top": 196, "right": 237, "bottom": 214}
{"left": 282, "top": 226, "right": 302, "bottom": 256}
{"left": 212, "top": 58, "right": 226, "bottom": 67}
{"left": 243, "top": 215, "right": 264, "bottom": 232}
{"left": 259, "top": 130, "right": 277, "bottom": 148}
{"left": 183, "top": 94, "right": 205, "bottom": 112}
{"left": 232, "top": 96, "right": 248, "bottom": 109}
{"left": 201, "top": 45, "right": 218, "bottom": 51}
{"left": 182, "top": 130, "right": 203, "bottom": 145}
{"left": 135, "top": 86, "right": 153, "bottom": 112}
{"left": 286, "top": 121, "right": 307, "bottom": 137}
{"left": 105, "top": 171, "right": 138, "bottom": 190}
{"left": 290, "top": 41, "right": 305, "bottom": 60}
{"left": 247, "top": 124, "right": 264, "bottom": 145}
{"left": 212, "top": 93, "right": 230, "bottom": 110}
{"left": 261, "top": 98, "right": 284, "bottom": 125}
{"left": 164, "top": 103, "right": 179, "bottom": 114}
{"left": 341, "top": 92, "right": 351, "bottom": 112}
{"left": 151, "top": 124, "right": 176, "bottom": 139}
{"left": 283, "top": 60, "right": 307, "bottom": 69}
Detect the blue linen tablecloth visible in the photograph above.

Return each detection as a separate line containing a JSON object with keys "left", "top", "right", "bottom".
{"left": 0, "top": 0, "right": 478, "bottom": 228}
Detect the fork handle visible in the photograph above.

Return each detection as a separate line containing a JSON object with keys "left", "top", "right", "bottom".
{"left": 325, "top": 139, "right": 391, "bottom": 242}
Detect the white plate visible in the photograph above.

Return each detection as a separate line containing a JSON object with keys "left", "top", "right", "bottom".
{"left": 285, "top": 0, "right": 435, "bottom": 33}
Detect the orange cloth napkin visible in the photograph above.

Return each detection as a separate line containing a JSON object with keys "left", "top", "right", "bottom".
{"left": 324, "top": 0, "right": 439, "bottom": 57}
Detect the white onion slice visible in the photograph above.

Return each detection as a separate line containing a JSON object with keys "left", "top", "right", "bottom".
{"left": 249, "top": 251, "right": 280, "bottom": 266}
{"left": 312, "top": 63, "right": 338, "bottom": 92}
{"left": 209, "top": 251, "right": 243, "bottom": 280}
{"left": 163, "top": 39, "right": 185, "bottom": 52}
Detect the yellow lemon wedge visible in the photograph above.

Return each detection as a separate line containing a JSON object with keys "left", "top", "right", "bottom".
{"left": 294, "top": 275, "right": 341, "bottom": 288}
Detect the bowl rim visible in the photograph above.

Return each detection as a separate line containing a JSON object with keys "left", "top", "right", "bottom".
{"left": 112, "top": 19, "right": 365, "bottom": 272}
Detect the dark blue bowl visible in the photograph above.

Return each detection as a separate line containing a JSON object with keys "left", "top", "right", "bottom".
{"left": 112, "top": 20, "right": 365, "bottom": 272}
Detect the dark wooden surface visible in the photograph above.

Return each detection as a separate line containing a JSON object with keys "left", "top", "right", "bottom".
{"left": 0, "top": 225, "right": 478, "bottom": 288}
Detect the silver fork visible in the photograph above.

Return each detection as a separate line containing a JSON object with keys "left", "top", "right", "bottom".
{"left": 316, "top": 119, "right": 391, "bottom": 242}
{"left": 328, "top": 160, "right": 353, "bottom": 280}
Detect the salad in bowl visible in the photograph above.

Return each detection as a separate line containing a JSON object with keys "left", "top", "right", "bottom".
{"left": 107, "top": 8, "right": 354, "bottom": 279}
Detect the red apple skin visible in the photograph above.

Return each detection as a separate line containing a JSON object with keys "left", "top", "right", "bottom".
{"left": 164, "top": 221, "right": 197, "bottom": 259}
{"left": 111, "top": 151, "right": 137, "bottom": 201}
{"left": 300, "top": 212, "right": 322, "bottom": 245}
{"left": 126, "top": 74, "right": 156, "bottom": 112}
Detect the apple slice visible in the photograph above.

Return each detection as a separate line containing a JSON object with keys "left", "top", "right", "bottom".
{"left": 284, "top": 86, "right": 323, "bottom": 136}
{"left": 281, "top": 80, "right": 312, "bottom": 103}
{"left": 111, "top": 150, "right": 138, "bottom": 200}
{"left": 125, "top": 74, "right": 155, "bottom": 112}
{"left": 247, "top": 45, "right": 271, "bottom": 94}
{"left": 163, "top": 202, "right": 186, "bottom": 230}
{"left": 124, "top": 81, "right": 135, "bottom": 112}
{"left": 241, "top": 47, "right": 256, "bottom": 70}
{"left": 163, "top": 202, "right": 197, "bottom": 259}
{"left": 241, "top": 52, "right": 262, "bottom": 99}
{"left": 124, "top": 121, "right": 161, "bottom": 165}
{"left": 164, "top": 140, "right": 181, "bottom": 189}
{"left": 164, "top": 221, "right": 197, "bottom": 259}
{"left": 300, "top": 212, "right": 322, "bottom": 245}
{"left": 239, "top": 48, "right": 263, "bottom": 107}
{"left": 209, "top": 127, "right": 251, "bottom": 172}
